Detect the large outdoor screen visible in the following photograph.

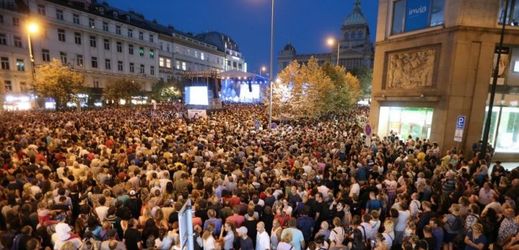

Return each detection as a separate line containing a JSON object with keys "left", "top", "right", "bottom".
{"left": 185, "top": 86, "right": 208, "bottom": 105}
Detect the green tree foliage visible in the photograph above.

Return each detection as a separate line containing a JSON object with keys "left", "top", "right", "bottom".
{"left": 33, "top": 59, "right": 85, "bottom": 109}
{"left": 349, "top": 66, "right": 372, "bottom": 97}
{"left": 150, "top": 79, "right": 182, "bottom": 102}
{"left": 103, "top": 78, "right": 141, "bottom": 104}
{"left": 273, "top": 58, "right": 361, "bottom": 118}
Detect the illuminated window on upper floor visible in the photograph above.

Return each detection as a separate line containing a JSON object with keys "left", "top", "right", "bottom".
{"left": 391, "top": 0, "right": 444, "bottom": 35}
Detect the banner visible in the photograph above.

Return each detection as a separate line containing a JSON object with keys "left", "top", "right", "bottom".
{"left": 178, "top": 199, "right": 194, "bottom": 250}
{"left": 405, "top": 0, "right": 430, "bottom": 32}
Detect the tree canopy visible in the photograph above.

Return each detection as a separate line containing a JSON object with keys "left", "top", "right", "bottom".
{"left": 272, "top": 58, "right": 361, "bottom": 119}
{"left": 103, "top": 78, "right": 141, "bottom": 103}
{"left": 33, "top": 59, "right": 85, "bottom": 109}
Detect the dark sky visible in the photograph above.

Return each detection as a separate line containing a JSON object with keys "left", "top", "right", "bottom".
{"left": 108, "top": 0, "right": 378, "bottom": 74}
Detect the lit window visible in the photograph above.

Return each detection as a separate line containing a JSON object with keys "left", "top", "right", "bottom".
{"left": 181, "top": 62, "right": 186, "bottom": 71}
{"left": 76, "top": 54, "right": 83, "bottom": 67}
{"left": 159, "top": 57, "right": 164, "bottom": 67}
{"left": 201, "top": 52, "right": 205, "bottom": 60}
{"left": 166, "top": 59, "right": 171, "bottom": 68}
{"left": 16, "top": 59, "right": 24, "bottom": 71}
{"left": 391, "top": 0, "right": 444, "bottom": 35}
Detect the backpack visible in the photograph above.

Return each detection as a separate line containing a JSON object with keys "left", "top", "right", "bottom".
{"left": 359, "top": 226, "right": 372, "bottom": 250}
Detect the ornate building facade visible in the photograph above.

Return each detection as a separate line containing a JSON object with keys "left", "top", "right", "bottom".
{"left": 278, "top": 0, "right": 373, "bottom": 72}
{"left": 370, "top": 0, "right": 519, "bottom": 161}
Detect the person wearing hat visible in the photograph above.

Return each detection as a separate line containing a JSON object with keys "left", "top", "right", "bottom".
{"left": 237, "top": 226, "right": 253, "bottom": 250}
{"left": 51, "top": 222, "right": 82, "bottom": 250}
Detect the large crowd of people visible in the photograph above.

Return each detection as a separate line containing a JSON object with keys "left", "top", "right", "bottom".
{"left": 0, "top": 104, "right": 518, "bottom": 250}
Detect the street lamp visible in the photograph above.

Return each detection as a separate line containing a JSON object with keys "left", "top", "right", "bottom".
{"left": 260, "top": 65, "right": 267, "bottom": 76}
{"left": 25, "top": 20, "right": 39, "bottom": 81}
{"left": 268, "top": 0, "right": 275, "bottom": 129}
{"left": 326, "top": 37, "right": 340, "bottom": 66}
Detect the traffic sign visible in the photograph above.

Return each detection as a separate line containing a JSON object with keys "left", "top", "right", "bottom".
{"left": 456, "top": 115, "right": 466, "bottom": 129}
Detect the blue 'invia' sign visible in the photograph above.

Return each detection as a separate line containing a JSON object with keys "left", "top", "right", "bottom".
{"left": 405, "top": 0, "right": 430, "bottom": 32}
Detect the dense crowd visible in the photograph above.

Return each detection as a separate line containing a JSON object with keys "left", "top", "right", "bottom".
{"left": 0, "top": 104, "right": 518, "bottom": 250}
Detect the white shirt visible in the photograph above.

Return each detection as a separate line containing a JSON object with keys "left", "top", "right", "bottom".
{"left": 349, "top": 183, "right": 360, "bottom": 198}
{"left": 383, "top": 232, "right": 394, "bottom": 248}
{"left": 256, "top": 231, "right": 271, "bottom": 250}
{"left": 395, "top": 210, "right": 411, "bottom": 232}
{"left": 95, "top": 206, "right": 109, "bottom": 222}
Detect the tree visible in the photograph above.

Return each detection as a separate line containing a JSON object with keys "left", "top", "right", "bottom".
{"left": 150, "top": 79, "right": 182, "bottom": 102}
{"left": 33, "top": 59, "right": 85, "bottom": 109}
{"left": 322, "top": 63, "right": 361, "bottom": 113}
{"left": 350, "top": 66, "right": 372, "bottom": 98}
{"left": 273, "top": 58, "right": 361, "bottom": 119}
{"left": 103, "top": 78, "right": 141, "bottom": 104}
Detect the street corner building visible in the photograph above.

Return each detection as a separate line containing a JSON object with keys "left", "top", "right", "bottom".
{"left": 370, "top": 0, "right": 519, "bottom": 161}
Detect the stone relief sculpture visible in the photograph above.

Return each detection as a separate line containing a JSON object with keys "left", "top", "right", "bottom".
{"left": 386, "top": 48, "right": 436, "bottom": 89}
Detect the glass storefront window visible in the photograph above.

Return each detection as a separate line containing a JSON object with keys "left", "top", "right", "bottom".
{"left": 487, "top": 106, "right": 519, "bottom": 153}
{"left": 378, "top": 106, "right": 434, "bottom": 139}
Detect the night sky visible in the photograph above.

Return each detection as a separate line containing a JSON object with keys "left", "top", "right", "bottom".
{"left": 108, "top": 0, "right": 379, "bottom": 74}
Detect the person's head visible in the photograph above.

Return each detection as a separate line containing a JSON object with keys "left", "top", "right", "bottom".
{"left": 256, "top": 221, "right": 265, "bottom": 233}
{"left": 237, "top": 226, "right": 248, "bottom": 238}
{"left": 281, "top": 231, "right": 292, "bottom": 243}
{"left": 320, "top": 221, "right": 329, "bottom": 230}
{"left": 332, "top": 217, "right": 342, "bottom": 227}
{"left": 287, "top": 218, "right": 297, "bottom": 228}
{"left": 25, "top": 238, "right": 41, "bottom": 250}
{"left": 471, "top": 223, "right": 484, "bottom": 235}
{"left": 423, "top": 225, "right": 432, "bottom": 236}
{"left": 429, "top": 217, "right": 441, "bottom": 228}
{"left": 383, "top": 220, "right": 394, "bottom": 233}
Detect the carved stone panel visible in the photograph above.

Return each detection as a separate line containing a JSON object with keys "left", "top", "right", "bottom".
{"left": 386, "top": 47, "right": 436, "bottom": 89}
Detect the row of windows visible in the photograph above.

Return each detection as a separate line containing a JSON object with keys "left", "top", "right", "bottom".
{"left": 0, "top": 14, "right": 20, "bottom": 27}
{"left": 53, "top": 51, "right": 155, "bottom": 75}
{"left": 37, "top": 4, "right": 155, "bottom": 43}
{"left": 55, "top": 29, "right": 155, "bottom": 58}
{"left": 0, "top": 33, "right": 23, "bottom": 48}
{"left": 0, "top": 57, "right": 25, "bottom": 72}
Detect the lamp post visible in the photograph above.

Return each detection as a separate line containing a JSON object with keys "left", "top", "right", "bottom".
{"left": 326, "top": 37, "right": 340, "bottom": 66}
{"left": 480, "top": 0, "right": 510, "bottom": 160}
{"left": 268, "top": 0, "right": 275, "bottom": 129}
{"left": 26, "top": 21, "right": 39, "bottom": 81}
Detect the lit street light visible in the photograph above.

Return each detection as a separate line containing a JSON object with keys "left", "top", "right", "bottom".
{"left": 260, "top": 65, "right": 267, "bottom": 76}
{"left": 326, "top": 37, "right": 340, "bottom": 66}
{"left": 26, "top": 20, "right": 40, "bottom": 81}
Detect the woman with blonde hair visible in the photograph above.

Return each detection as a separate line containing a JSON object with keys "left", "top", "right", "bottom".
{"left": 382, "top": 219, "right": 395, "bottom": 249}
{"left": 276, "top": 231, "right": 293, "bottom": 250}
{"left": 271, "top": 218, "right": 283, "bottom": 249}
{"left": 201, "top": 223, "right": 216, "bottom": 250}
{"left": 329, "top": 217, "right": 346, "bottom": 249}
{"left": 464, "top": 223, "right": 487, "bottom": 250}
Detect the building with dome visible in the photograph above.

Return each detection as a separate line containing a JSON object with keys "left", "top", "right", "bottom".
{"left": 277, "top": 0, "right": 373, "bottom": 72}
